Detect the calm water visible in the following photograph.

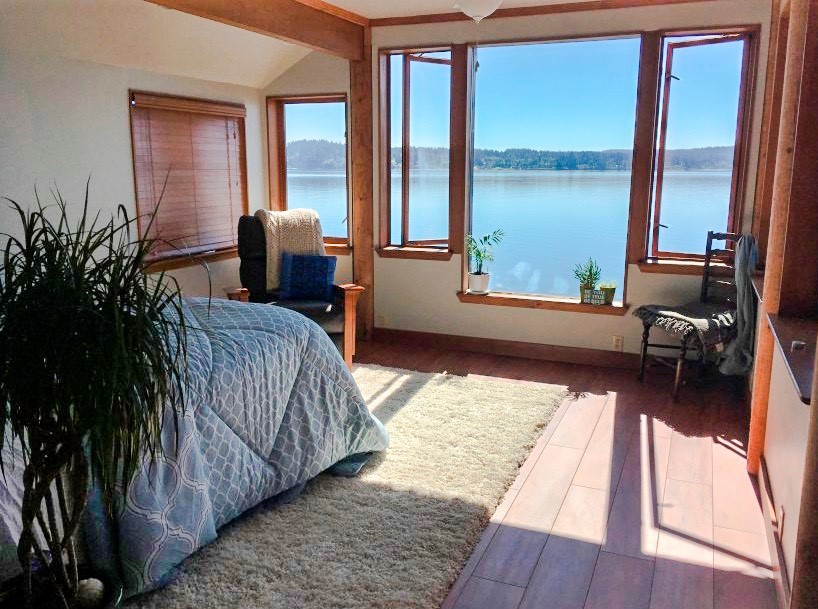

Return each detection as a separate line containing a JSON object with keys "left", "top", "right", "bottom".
{"left": 288, "top": 169, "right": 732, "bottom": 298}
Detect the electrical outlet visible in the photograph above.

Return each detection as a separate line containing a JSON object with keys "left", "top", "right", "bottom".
{"left": 612, "top": 335, "right": 624, "bottom": 352}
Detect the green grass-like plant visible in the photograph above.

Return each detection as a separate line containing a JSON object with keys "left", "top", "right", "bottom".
{"left": 466, "top": 229, "right": 505, "bottom": 275}
{"left": 573, "top": 258, "right": 602, "bottom": 289}
{"left": 0, "top": 183, "right": 188, "bottom": 608}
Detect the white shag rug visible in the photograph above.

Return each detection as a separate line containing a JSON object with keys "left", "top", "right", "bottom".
{"left": 127, "top": 364, "right": 565, "bottom": 609}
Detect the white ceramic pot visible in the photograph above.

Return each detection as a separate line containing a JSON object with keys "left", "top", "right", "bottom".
{"left": 468, "top": 272, "right": 490, "bottom": 294}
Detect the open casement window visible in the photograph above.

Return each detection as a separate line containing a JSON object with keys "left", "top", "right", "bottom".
{"left": 267, "top": 95, "right": 350, "bottom": 245}
{"left": 385, "top": 49, "right": 453, "bottom": 249}
{"left": 649, "top": 33, "right": 753, "bottom": 259}
{"left": 129, "top": 92, "right": 248, "bottom": 263}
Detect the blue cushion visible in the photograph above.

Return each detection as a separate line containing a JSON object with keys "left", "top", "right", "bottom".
{"left": 279, "top": 252, "right": 336, "bottom": 301}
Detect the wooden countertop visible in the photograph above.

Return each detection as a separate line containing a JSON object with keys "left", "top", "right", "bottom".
{"left": 767, "top": 313, "right": 818, "bottom": 404}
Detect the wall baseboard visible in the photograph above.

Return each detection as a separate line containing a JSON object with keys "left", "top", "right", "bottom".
{"left": 372, "top": 327, "right": 640, "bottom": 370}
{"left": 760, "top": 457, "right": 790, "bottom": 609}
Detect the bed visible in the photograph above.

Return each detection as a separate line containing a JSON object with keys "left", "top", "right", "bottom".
{"left": 81, "top": 297, "right": 390, "bottom": 596}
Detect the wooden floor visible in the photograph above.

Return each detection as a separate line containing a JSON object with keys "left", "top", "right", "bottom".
{"left": 355, "top": 340, "right": 778, "bottom": 609}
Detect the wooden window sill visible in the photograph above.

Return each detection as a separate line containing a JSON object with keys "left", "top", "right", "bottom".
{"left": 146, "top": 248, "right": 238, "bottom": 272}
{"left": 637, "top": 259, "right": 732, "bottom": 276}
{"left": 325, "top": 242, "right": 352, "bottom": 256}
{"left": 377, "top": 247, "right": 453, "bottom": 261}
{"left": 457, "top": 291, "right": 631, "bottom": 316}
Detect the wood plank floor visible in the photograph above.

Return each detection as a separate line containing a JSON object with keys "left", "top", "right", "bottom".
{"left": 355, "top": 340, "right": 778, "bottom": 609}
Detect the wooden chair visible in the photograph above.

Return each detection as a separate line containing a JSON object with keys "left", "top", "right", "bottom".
{"left": 636, "top": 231, "right": 739, "bottom": 399}
{"left": 233, "top": 214, "right": 363, "bottom": 369}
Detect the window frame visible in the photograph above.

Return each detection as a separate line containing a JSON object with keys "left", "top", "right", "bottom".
{"left": 377, "top": 45, "right": 467, "bottom": 259}
{"left": 649, "top": 30, "right": 756, "bottom": 261}
{"left": 128, "top": 90, "right": 249, "bottom": 270}
{"left": 266, "top": 93, "right": 352, "bottom": 253}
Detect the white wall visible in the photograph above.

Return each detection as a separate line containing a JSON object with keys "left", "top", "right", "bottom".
{"left": 370, "top": 0, "right": 771, "bottom": 354}
{"left": 0, "top": 50, "right": 268, "bottom": 297}
{"left": 262, "top": 52, "right": 355, "bottom": 284}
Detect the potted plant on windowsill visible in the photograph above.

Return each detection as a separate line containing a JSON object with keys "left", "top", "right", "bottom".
{"left": 466, "top": 229, "right": 505, "bottom": 294}
{"left": 0, "top": 186, "right": 189, "bottom": 609}
{"left": 573, "top": 258, "right": 602, "bottom": 304}
{"left": 599, "top": 280, "right": 617, "bottom": 305}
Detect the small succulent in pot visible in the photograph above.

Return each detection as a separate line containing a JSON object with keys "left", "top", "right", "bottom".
{"left": 466, "top": 229, "right": 505, "bottom": 294}
{"left": 599, "top": 280, "right": 617, "bottom": 305}
{"left": 573, "top": 258, "right": 602, "bottom": 301}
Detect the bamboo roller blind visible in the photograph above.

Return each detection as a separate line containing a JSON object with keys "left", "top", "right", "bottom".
{"left": 130, "top": 92, "right": 248, "bottom": 260}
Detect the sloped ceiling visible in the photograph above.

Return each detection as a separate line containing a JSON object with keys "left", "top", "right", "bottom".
{"left": 320, "top": 0, "right": 586, "bottom": 19}
{"left": 0, "top": 0, "right": 311, "bottom": 88}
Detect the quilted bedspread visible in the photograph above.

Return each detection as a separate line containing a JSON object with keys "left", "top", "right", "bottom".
{"left": 84, "top": 297, "right": 390, "bottom": 596}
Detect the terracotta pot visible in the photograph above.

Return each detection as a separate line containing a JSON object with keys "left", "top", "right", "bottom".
{"left": 469, "top": 273, "right": 490, "bottom": 294}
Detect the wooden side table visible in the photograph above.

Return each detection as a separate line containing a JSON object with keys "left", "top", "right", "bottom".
{"left": 225, "top": 287, "right": 249, "bottom": 302}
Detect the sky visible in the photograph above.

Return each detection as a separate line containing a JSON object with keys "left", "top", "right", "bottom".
{"left": 283, "top": 36, "right": 744, "bottom": 153}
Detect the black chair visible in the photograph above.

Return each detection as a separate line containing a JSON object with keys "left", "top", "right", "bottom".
{"left": 635, "top": 231, "right": 739, "bottom": 399}
{"left": 236, "top": 214, "right": 363, "bottom": 369}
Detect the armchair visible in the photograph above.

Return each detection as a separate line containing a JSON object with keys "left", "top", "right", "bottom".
{"left": 235, "top": 214, "right": 363, "bottom": 369}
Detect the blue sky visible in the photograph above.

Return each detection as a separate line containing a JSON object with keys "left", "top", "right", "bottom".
{"left": 284, "top": 101, "right": 346, "bottom": 143}
{"left": 284, "top": 36, "right": 744, "bottom": 152}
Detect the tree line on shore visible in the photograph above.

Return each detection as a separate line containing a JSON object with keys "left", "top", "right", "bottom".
{"left": 286, "top": 139, "right": 734, "bottom": 172}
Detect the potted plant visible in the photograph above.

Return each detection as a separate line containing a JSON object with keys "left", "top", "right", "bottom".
{"left": 573, "top": 258, "right": 602, "bottom": 303}
{"left": 0, "top": 187, "right": 189, "bottom": 608}
{"left": 466, "top": 229, "right": 505, "bottom": 294}
{"left": 599, "top": 280, "right": 617, "bottom": 305}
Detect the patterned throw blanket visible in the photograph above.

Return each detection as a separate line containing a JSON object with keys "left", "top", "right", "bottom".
{"left": 78, "top": 298, "right": 389, "bottom": 596}
{"left": 634, "top": 301, "right": 736, "bottom": 351}
{"left": 254, "top": 208, "right": 325, "bottom": 291}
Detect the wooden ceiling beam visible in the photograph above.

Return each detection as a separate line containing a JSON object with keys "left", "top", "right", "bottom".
{"left": 146, "top": 0, "right": 366, "bottom": 60}
{"left": 370, "top": 0, "right": 724, "bottom": 28}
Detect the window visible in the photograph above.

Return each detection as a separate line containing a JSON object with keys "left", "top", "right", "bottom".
{"left": 383, "top": 49, "right": 453, "bottom": 248}
{"left": 470, "top": 38, "right": 641, "bottom": 298}
{"left": 649, "top": 33, "right": 752, "bottom": 258}
{"left": 267, "top": 95, "right": 350, "bottom": 243}
{"left": 129, "top": 91, "right": 248, "bottom": 262}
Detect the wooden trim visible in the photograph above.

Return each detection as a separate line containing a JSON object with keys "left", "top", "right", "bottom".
{"left": 752, "top": 0, "right": 788, "bottom": 264}
{"left": 449, "top": 44, "right": 468, "bottom": 255}
{"left": 759, "top": 457, "right": 791, "bottom": 609}
{"left": 146, "top": 0, "right": 364, "bottom": 60}
{"left": 293, "top": 0, "right": 369, "bottom": 26}
{"left": 457, "top": 291, "right": 630, "bottom": 316}
{"left": 370, "top": 0, "right": 722, "bottom": 28}
{"left": 401, "top": 54, "right": 411, "bottom": 246}
{"left": 377, "top": 52, "right": 391, "bottom": 249}
{"left": 650, "top": 30, "right": 757, "bottom": 258}
{"left": 266, "top": 98, "right": 286, "bottom": 211}
{"left": 145, "top": 247, "right": 238, "bottom": 272}
{"left": 265, "top": 94, "right": 351, "bottom": 241}
{"left": 371, "top": 328, "right": 641, "bottom": 370}
{"left": 626, "top": 31, "right": 662, "bottom": 267}
{"left": 376, "top": 247, "right": 453, "bottom": 261}
{"left": 325, "top": 242, "right": 352, "bottom": 256}
{"left": 637, "top": 259, "right": 732, "bottom": 276}
{"left": 130, "top": 91, "right": 246, "bottom": 117}
{"left": 349, "top": 27, "right": 375, "bottom": 339}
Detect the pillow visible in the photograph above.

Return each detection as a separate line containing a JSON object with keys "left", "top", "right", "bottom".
{"left": 279, "top": 252, "right": 336, "bottom": 301}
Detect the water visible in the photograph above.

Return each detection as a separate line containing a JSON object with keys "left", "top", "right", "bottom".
{"left": 287, "top": 169, "right": 733, "bottom": 299}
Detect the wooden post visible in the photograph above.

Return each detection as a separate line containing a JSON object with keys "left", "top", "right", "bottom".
{"left": 747, "top": 0, "right": 816, "bottom": 474}
{"left": 349, "top": 27, "right": 375, "bottom": 340}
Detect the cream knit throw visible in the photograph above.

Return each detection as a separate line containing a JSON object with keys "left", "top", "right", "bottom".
{"left": 254, "top": 208, "right": 326, "bottom": 292}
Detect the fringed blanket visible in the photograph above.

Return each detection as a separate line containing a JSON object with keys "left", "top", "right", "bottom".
{"left": 634, "top": 301, "right": 736, "bottom": 351}
{"left": 254, "top": 208, "right": 325, "bottom": 292}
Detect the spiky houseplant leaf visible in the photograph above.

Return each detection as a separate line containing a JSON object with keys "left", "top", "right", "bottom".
{"left": 0, "top": 183, "right": 188, "bottom": 608}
